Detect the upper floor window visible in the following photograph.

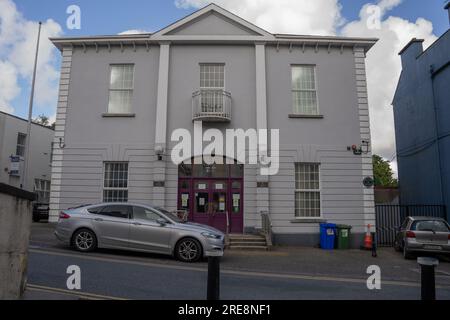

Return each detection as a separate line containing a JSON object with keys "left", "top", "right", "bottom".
{"left": 291, "top": 65, "right": 319, "bottom": 116}
{"left": 103, "top": 162, "right": 129, "bottom": 203}
{"left": 16, "top": 133, "right": 27, "bottom": 157}
{"left": 108, "top": 64, "right": 134, "bottom": 114}
{"left": 295, "top": 163, "right": 321, "bottom": 218}
{"left": 200, "top": 64, "right": 224, "bottom": 89}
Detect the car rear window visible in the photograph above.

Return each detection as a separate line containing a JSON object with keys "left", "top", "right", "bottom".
{"left": 411, "top": 220, "right": 449, "bottom": 232}
{"left": 87, "top": 206, "right": 104, "bottom": 214}
{"left": 99, "top": 205, "right": 130, "bottom": 219}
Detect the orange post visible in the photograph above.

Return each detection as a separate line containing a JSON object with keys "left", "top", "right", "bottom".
{"left": 363, "top": 224, "right": 373, "bottom": 250}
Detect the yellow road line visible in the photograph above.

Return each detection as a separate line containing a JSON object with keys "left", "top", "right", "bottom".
{"left": 26, "top": 284, "right": 128, "bottom": 300}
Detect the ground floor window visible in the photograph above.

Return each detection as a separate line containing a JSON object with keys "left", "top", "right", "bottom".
{"left": 34, "top": 179, "right": 50, "bottom": 203}
{"left": 103, "top": 162, "right": 128, "bottom": 202}
{"left": 295, "top": 163, "right": 321, "bottom": 218}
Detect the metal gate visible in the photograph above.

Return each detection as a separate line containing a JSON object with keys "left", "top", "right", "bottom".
{"left": 375, "top": 205, "right": 447, "bottom": 247}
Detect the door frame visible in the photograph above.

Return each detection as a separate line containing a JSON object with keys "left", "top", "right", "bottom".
{"left": 178, "top": 176, "right": 244, "bottom": 234}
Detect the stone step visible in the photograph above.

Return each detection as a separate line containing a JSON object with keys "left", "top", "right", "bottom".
{"left": 229, "top": 241, "right": 267, "bottom": 246}
{"left": 228, "top": 245, "right": 269, "bottom": 251}
{"left": 229, "top": 237, "right": 266, "bottom": 242}
{"left": 229, "top": 235, "right": 266, "bottom": 241}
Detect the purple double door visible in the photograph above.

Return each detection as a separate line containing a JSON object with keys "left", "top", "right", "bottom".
{"left": 178, "top": 177, "right": 244, "bottom": 234}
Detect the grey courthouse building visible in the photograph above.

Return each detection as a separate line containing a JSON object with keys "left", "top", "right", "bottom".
{"left": 49, "top": 4, "right": 377, "bottom": 247}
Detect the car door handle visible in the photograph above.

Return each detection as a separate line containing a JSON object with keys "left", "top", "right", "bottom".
{"left": 94, "top": 218, "right": 104, "bottom": 222}
{"left": 132, "top": 222, "right": 142, "bottom": 226}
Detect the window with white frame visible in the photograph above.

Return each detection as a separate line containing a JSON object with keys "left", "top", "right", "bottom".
{"left": 16, "top": 133, "right": 27, "bottom": 157}
{"left": 295, "top": 163, "right": 321, "bottom": 218}
{"left": 34, "top": 179, "right": 51, "bottom": 203}
{"left": 108, "top": 64, "right": 134, "bottom": 114}
{"left": 103, "top": 162, "right": 129, "bottom": 203}
{"left": 200, "top": 64, "right": 225, "bottom": 113}
{"left": 291, "top": 65, "right": 319, "bottom": 115}
{"left": 200, "top": 64, "right": 224, "bottom": 89}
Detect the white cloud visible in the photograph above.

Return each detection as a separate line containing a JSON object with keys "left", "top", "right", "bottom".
{"left": 0, "top": 60, "right": 19, "bottom": 113}
{"left": 342, "top": 3, "right": 437, "bottom": 162}
{"left": 118, "top": 29, "right": 152, "bottom": 35}
{"left": 175, "top": 0, "right": 344, "bottom": 35}
{"left": 0, "top": 0, "right": 62, "bottom": 114}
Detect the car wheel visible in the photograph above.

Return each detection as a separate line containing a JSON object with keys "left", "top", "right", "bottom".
{"left": 403, "top": 243, "right": 413, "bottom": 260}
{"left": 72, "top": 229, "right": 97, "bottom": 252}
{"left": 175, "top": 238, "right": 202, "bottom": 263}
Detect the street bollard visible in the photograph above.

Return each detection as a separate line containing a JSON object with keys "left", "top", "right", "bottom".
{"left": 206, "top": 251, "right": 223, "bottom": 301}
{"left": 371, "top": 232, "right": 377, "bottom": 258}
{"left": 417, "top": 257, "right": 439, "bottom": 301}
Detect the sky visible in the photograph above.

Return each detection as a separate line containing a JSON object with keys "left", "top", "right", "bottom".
{"left": 1, "top": 0, "right": 449, "bottom": 174}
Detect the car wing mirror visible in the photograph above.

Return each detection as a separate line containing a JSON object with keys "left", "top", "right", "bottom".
{"left": 157, "top": 218, "right": 168, "bottom": 226}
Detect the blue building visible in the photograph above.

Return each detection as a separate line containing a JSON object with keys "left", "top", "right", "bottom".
{"left": 393, "top": 4, "right": 450, "bottom": 219}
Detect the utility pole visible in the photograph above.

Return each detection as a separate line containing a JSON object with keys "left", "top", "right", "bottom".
{"left": 21, "top": 22, "right": 42, "bottom": 190}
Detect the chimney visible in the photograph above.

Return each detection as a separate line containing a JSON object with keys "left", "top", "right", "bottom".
{"left": 398, "top": 38, "right": 424, "bottom": 69}
{"left": 446, "top": 1, "right": 450, "bottom": 25}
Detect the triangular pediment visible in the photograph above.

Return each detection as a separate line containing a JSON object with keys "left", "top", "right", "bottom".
{"left": 166, "top": 11, "right": 260, "bottom": 36}
{"left": 152, "top": 3, "right": 274, "bottom": 40}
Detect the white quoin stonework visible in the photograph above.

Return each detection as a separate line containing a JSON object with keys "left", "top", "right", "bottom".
{"left": 49, "top": 47, "right": 72, "bottom": 222}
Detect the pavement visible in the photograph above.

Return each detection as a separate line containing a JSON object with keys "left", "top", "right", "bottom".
{"left": 23, "top": 222, "right": 450, "bottom": 300}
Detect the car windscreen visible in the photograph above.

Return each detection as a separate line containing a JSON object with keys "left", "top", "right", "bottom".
{"left": 411, "top": 220, "right": 450, "bottom": 232}
{"left": 154, "top": 207, "right": 184, "bottom": 223}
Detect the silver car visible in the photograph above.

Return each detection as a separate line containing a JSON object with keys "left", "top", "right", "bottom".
{"left": 394, "top": 216, "right": 450, "bottom": 260}
{"left": 54, "top": 203, "right": 225, "bottom": 262}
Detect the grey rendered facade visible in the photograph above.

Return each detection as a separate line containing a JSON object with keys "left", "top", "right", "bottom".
{"left": 0, "top": 111, "right": 53, "bottom": 200}
{"left": 49, "top": 4, "right": 377, "bottom": 246}
{"left": 393, "top": 8, "right": 450, "bottom": 220}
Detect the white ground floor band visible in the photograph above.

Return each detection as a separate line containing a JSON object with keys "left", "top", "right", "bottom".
{"left": 49, "top": 144, "right": 375, "bottom": 248}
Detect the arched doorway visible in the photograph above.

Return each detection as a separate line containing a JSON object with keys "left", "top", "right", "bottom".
{"left": 178, "top": 157, "right": 244, "bottom": 234}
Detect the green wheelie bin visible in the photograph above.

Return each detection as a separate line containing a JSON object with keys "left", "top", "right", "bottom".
{"left": 335, "top": 225, "right": 352, "bottom": 249}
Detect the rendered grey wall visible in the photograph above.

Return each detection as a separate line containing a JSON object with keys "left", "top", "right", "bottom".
{"left": 52, "top": 42, "right": 374, "bottom": 238}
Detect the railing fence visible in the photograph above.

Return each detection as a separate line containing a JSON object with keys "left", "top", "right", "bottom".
{"left": 375, "top": 205, "right": 447, "bottom": 247}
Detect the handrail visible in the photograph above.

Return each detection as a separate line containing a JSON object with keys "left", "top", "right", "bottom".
{"left": 260, "top": 211, "right": 273, "bottom": 248}
{"left": 172, "top": 210, "right": 188, "bottom": 222}
{"left": 225, "top": 210, "right": 230, "bottom": 235}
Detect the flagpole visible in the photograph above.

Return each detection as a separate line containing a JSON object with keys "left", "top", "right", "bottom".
{"left": 21, "top": 21, "right": 42, "bottom": 190}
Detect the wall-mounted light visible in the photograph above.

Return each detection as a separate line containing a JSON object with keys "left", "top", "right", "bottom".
{"left": 348, "top": 141, "right": 371, "bottom": 156}
{"left": 59, "top": 137, "right": 66, "bottom": 149}
{"left": 155, "top": 145, "right": 165, "bottom": 161}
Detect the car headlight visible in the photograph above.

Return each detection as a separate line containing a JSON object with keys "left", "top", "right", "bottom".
{"left": 202, "top": 232, "right": 222, "bottom": 240}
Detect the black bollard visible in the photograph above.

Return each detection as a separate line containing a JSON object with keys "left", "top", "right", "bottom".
{"left": 371, "top": 232, "right": 377, "bottom": 258}
{"left": 207, "top": 253, "right": 222, "bottom": 301}
{"left": 417, "top": 257, "right": 439, "bottom": 301}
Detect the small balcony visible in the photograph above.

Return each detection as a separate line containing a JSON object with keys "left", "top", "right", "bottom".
{"left": 192, "top": 89, "right": 232, "bottom": 122}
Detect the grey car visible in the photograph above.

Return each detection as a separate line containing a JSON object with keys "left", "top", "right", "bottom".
{"left": 394, "top": 216, "right": 450, "bottom": 260}
{"left": 54, "top": 203, "right": 225, "bottom": 262}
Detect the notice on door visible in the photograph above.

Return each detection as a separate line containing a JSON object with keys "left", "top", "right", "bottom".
{"left": 182, "top": 194, "right": 189, "bottom": 207}
{"left": 233, "top": 194, "right": 240, "bottom": 207}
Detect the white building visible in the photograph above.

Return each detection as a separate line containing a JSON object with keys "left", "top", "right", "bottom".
{"left": 0, "top": 111, "right": 54, "bottom": 203}
{"left": 49, "top": 4, "right": 377, "bottom": 246}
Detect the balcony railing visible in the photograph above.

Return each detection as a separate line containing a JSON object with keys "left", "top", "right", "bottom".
{"left": 192, "top": 89, "right": 232, "bottom": 122}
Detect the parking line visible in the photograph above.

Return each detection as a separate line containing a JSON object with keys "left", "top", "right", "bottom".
{"left": 29, "top": 247, "right": 450, "bottom": 289}
{"left": 26, "top": 284, "right": 128, "bottom": 300}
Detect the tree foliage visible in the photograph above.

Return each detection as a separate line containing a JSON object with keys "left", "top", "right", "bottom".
{"left": 33, "top": 114, "right": 55, "bottom": 129}
{"left": 33, "top": 114, "right": 50, "bottom": 126}
{"left": 373, "top": 154, "right": 398, "bottom": 187}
